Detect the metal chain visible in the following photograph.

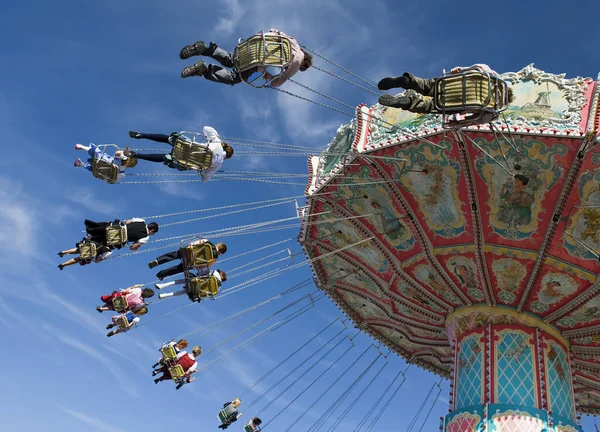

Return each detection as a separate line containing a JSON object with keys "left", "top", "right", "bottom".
{"left": 288, "top": 78, "right": 357, "bottom": 111}
{"left": 311, "top": 64, "right": 384, "bottom": 97}
{"left": 300, "top": 44, "right": 381, "bottom": 91}
{"left": 270, "top": 86, "right": 355, "bottom": 118}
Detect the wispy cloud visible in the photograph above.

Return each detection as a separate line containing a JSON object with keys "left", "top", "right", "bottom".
{"left": 67, "top": 187, "right": 119, "bottom": 215}
{"left": 61, "top": 407, "right": 129, "bottom": 432}
{"left": 50, "top": 325, "right": 141, "bottom": 398}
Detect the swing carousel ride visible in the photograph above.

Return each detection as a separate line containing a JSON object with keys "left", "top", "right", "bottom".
{"left": 66, "top": 31, "right": 600, "bottom": 432}
{"left": 300, "top": 64, "right": 600, "bottom": 431}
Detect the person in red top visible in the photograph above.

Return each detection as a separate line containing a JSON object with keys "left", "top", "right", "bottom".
{"left": 96, "top": 285, "right": 155, "bottom": 313}
{"left": 153, "top": 346, "right": 202, "bottom": 385}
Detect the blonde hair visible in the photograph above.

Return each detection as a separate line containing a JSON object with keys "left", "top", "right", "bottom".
{"left": 192, "top": 346, "right": 202, "bottom": 356}
{"left": 232, "top": 398, "right": 241, "bottom": 408}
{"left": 124, "top": 157, "right": 138, "bottom": 168}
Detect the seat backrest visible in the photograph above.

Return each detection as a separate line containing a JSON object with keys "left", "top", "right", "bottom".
{"left": 182, "top": 243, "right": 215, "bottom": 267}
{"left": 106, "top": 225, "right": 127, "bottom": 246}
{"left": 79, "top": 241, "right": 97, "bottom": 260}
{"left": 172, "top": 138, "right": 213, "bottom": 170}
{"left": 160, "top": 345, "right": 178, "bottom": 361}
{"left": 233, "top": 34, "right": 292, "bottom": 72}
{"left": 115, "top": 315, "right": 129, "bottom": 329}
{"left": 92, "top": 158, "right": 120, "bottom": 184}
{"left": 188, "top": 275, "right": 220, "bottom": 299}
{"left": 112, "top": 296, "right": 129, "bottom": 312}
{"left": 434, "top": 72, "right": 507, "bottom": 112}
{"left": 168, "top": 364, "right": 185, "bottom": 380}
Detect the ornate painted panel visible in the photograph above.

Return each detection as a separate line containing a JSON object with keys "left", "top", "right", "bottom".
{"left": 484, "top": 247, "right": 536, "bottom": 306}
{"left": 435, "top": 246, "right": 486, "bottom": 303}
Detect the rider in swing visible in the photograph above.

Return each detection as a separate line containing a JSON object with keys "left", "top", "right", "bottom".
{"left": 178, "top": 29, "right": 312, "bottom": 87}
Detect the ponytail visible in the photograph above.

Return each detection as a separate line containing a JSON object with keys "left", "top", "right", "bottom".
{"left": 222, "top": 142, "right": 234, "bottom": 159}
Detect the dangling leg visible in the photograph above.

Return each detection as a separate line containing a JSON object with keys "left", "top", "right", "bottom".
{"left": 58, "top": 247, "right": 78, "bottom": 257}
{"left": 150, "top": 250, "right": 182, "bottom": 268}
{"left": 182, "top": 62, "right": 242, "bottom": 85}
{"left": 377, "top": 72, "right": 436, "bottom": 96}
{"left": 58, "top": 256, "right": 81, "bottom": 270}
{"left": 128, "top": 132, "right": 172, "bottom": 144}
{"left": 156, "top": 263, "right": 185, "bottom": 280}
{"left": 378, "top": 94, "right": 434, "bottom": 114}
{"left": 158, "top": 289, "right": 187, "bottom": 299}
{"left": 123, "top": 151, "right": 168, "bottom": 163}
{"left": 155, "top": 279, "right": 186, "bottom": 290}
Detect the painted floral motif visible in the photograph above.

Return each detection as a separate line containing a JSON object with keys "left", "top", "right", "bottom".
{"left": 319, "top": 122, "right": 356, "bottom": 179}
{"left": 394, "top": 279, "right": 446, "bottom": 313}
{"left": 530, "top": 272, "right": 579, "bottom": 313}
{"left": 491, "top": 258, "right": 528, "bottom": 304}
{"left": 414, "top": 264, "right": 461, "bottom": 304}
{"left": 339, "top": 290, "right": 388, "bottom": 321}
{"left": 446, "top": 412, "right": 482, "bottom": 432}
{"left": 445, "top": 256, "right": 485, "bottom": 301}
{"left": 474, "top": 138, "right": 567, "bottom": 240}
{"left": 381, "top": 144, "right": 466, "bottom": 238}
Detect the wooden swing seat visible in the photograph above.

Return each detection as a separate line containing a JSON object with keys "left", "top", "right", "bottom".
{"left": 91, "top": 158, "right": 120, "bottom": 184}
{"left": 112, "top": 296, "right": 129, "bottom": 313}
{"left": 434, "top": 71, "right": 509, "bottom": 113}
{"left": 106, "top": 225, "right": 127, "bottom": 246}
{"left": 181, "top": 243, "right": 215, "bottom": 268}
{"left": 169, "top": 364, "right": 185, "bottom": 380}
{"left": 234, "top": 33, "right": 292, "bottom": 73}
{"left": 171, "top": 137, "right": 213, "bottom": 171}
{"left": 187, "top": 275, "right": 220, "bottom": 299}
{"left": 79, "top": 241, "right": 97, "bottom": 260}
{"left": 160, "top": 345, "right": 178, "bottom": 362}
{"left": 115, "top": 315, "right": 130, "bottom": 329}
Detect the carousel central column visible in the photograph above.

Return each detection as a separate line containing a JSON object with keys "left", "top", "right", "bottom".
{"left": 443, "top": 307, "right": 580, "bottom": 432}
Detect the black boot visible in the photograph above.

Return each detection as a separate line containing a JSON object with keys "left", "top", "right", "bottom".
{"left": 129, "top": 131, "right": 142, "bottom": 139}
{"left": 378, "top": 94, "right": 411, "bottom": 109}
{"left": 180, "top": 41, "right": 216, "bottom": 60}
{"left": 181, "top": 60, "right": 208, "bottom": 79}
{"left": 377, "top": 73, "right": 411, "bottom": 91}
{"left": 123, "top": 148, "right": 138, "bottom": 158}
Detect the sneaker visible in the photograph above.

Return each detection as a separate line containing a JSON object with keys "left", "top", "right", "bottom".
{"left": 181, "top": 60, "right": 207, "bottom": 79}
{"left": 179, "top": 40, "right": 208, "bottom": 60}
{"left": 158, "top": 293, "right": 166, "bottom": 299}
{"left": 74, "top": 158, "right": 82, "bottom": 167}
{"left": 155, "top": 283, "right": 165, "bottom": 290}
{"left": 378, "top": 94, "right": 411, "bottom": 109}
{"left": 96, "top": 306, "right": 103, "bottom": 313}
{"left": 128, "top": 131, "right": 142, "bottom": 139}
{"left": 58, "top": 264, "right": 65, "bottom": 270}
{"left": 148, "top": 260, "right": 158, "bottom": 269}
{"left": 377, "top": 75, "right": 410, "bottom": 91}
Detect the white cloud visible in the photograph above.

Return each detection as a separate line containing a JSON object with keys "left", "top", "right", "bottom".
{"left": 61, "top": 407, "right": 129, "bottom": 432}
{"left": 50, "top": 326, "right": 141, "bottom": 398}
{"left": 214, "top": 0, "right": 246, "bottom": 34}
{"left": 67, "top": 188, "right": 119, "bottom": 215}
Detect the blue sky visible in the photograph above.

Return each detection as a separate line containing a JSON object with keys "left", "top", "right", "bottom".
{"left": 1, "top": 0, "right": 600, "bottom": 431}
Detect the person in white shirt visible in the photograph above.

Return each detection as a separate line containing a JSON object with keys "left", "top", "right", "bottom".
{"left": 83, "top": 218, "right": 159, "bottom": 251}
{"left": 155, "top": 269, "right": 226, "bottom": 301}
{"left": 376, "top": 64, "right": 513, "bottom": 124}
{"left": 126, "top": 127, "right": 233, "bottom": 181}
{"left": 57, "top": 240, "right": 113, "bottom": 270}
{"left": 106, "top": 307, "right": 148, "bottom": 337}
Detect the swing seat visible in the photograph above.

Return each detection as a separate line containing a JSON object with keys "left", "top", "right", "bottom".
{"left": 433, "top": 71, "right": 508, "bottom": 120}
{"left": 106, "top": 225, "right": 127, "bottom": 247}
{"left": 187, "top": 275, "right": 220, "bottom": 299}
{"left": 91, "top": 158, "right": 121, "bottom": 184}
{"left": 218, "top": 410, "right": 232, "bottom": 423}
{"left": 181, "top": 243, "right": 215, "bottom": 268}
{"left": 171, "top": 137, "right": 214, "bottom": 171}
{"left": 233, "top": 32, "right": 292, "bottom": 87}
{"left": 112, "top": 296, "right": 129, "bottom": 313}
{"left": 160, "top": 345, "right": 178, "bottom": 362}
{"left": 169, "top": 364, "right": 185, "bottom": 380}
{"left": 79, "top": 241, "right": 97, "bottom": 260}
{"left": 115, "top": 315, "right": 130, "bottom": 329}
{"left": 244, "top": 425, "right": 259, "bottom": 432}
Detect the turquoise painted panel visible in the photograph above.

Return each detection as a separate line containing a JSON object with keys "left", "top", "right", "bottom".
{"left": 456, "top": 333, "right": 484, "bottom": 409}
{"left": 545, "top": 340, "right": 574, "bottom": 421}
{"left": 496, "top": 330, "right": 537, "bottom": 407}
